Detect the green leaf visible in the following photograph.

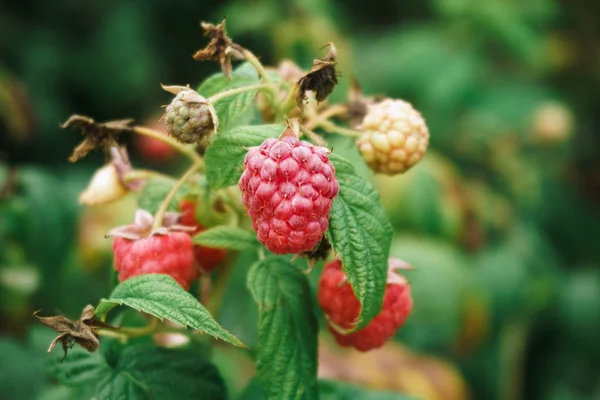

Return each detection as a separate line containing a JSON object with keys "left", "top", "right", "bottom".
{"left": 0, "top": 338, "right": 46, "bottom": 400}
{"left": 137, "top": 178, "right": 185, "bottom": 214}
{"left": 247, "top": 257, "right": 319, "bottom": 400}
{"left": 95, "top": 274, "right": 244, "bottom": 347}
{"left": 197, "top": 62, "right": 258, "bottom": 97}
{"left": 320, "top": 380, "right": 416, "bottom": 400}
{"left": 326, "top": 154, "right": 393, "bottom": 330}
{"left": 48, "top": 342, "right": 226, "bottom": 400}
{"left": 46, "top": 347, "right": 109, "bottom": 387}
{"left": 198, "top": 62, "right": 260, "bottom": 130}
{"left": 205, "top": 124, "right": 284, "bottom": 189}
{"left": 193, "top": 226, "right": 260, "bottom": 250}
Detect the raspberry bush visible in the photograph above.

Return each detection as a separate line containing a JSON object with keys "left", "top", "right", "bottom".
{"left": 33, "top": 19, "right": 428, "bottom": 400}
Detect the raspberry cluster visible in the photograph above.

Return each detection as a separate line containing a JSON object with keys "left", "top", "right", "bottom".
{"left": 318, "top": 259, "right": 413, "bottom": 351}
{"left": 239, "top": 136, "right": 339, "bottom": 254}
{"left": 357, "top": 99, "right": 429, "bottom": 175}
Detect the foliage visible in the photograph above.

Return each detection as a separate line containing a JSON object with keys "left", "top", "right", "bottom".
{"left": 1, "top": 1, "right": 600, "bottom": 399}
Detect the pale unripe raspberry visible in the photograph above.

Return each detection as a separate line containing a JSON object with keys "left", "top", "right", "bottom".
{"left": 357, "top": 99, "right": 429, "bottom": 175}
{"left": 238, "top": 136, "right": 339, "bottom": 254}
{"left": 163, "top": 86, "right": 216, "bottom": 144}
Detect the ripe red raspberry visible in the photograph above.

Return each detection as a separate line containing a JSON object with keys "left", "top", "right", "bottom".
{"left": 238, "top": 135, "right": 339, "bottom": 254}
{"left": 318, "top": 258, "right": 413, "bottom": 351}
{"left": 108, "top": 209, "right": 197, "bottom": 290}
{"left": 179, "top": 199, "right": 227, "bottom": 273}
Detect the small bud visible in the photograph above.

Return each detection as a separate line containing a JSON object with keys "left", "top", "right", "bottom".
{"left": 162, "top": 85, "right": 218, "bottom": 144}
{"left": 79, "top": 147, "right": 141, "bottom": 206}
{"left": 79, "top": 164, "right": 127, "bottom": 206}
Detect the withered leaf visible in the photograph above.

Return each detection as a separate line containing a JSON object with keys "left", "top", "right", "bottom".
{"left": 35, "top": 305, "right": 113, "bottom": 361}
{"left": 296, "top": 43, "right": 339, "bottom": 108}
{"left": 193, "top": 18, "right": 244, "bottom": 79}
{"left": 62, "top": 115, "right": 134, "bottom": 163}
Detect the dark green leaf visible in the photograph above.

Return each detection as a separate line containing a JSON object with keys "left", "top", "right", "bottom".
{"left": 46, "top": 347, "right": 109, "bottom": 387}
{"left": 247, "top": 257, "right": 319, "bottom": 400}
{"left": 48, "top": 342, "right": 226, "bottom": 400}
{"left": 205, "top": 124, "right": 284, "bottom": 189}
{"left": 193, "top": 226, "right": 260, "bottom": 250}
{"left": 137, "top": 178, "right": 185, "bottom": 214}
{"left": 95, "top": 274, "right": 244, "bottom": 347}
{"left": 326, "top": 154, "right": 393, "bottom": 330}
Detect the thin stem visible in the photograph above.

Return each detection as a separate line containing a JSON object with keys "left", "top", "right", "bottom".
{"left": 241, "top": 48, "right": 284, "bottom": 119}
{"left": 242, "top": 49, "right": 272, "bottom": 84}
{"left": 316, "top": 120, "right": 363, "bottom": 139}
{"left": 208, "top": 83, "right": 271, "bottom": 104}
{"left": 133, "top": 126, "right": 202, "bottom": 163}
{"left": 300, "top": 127, "right": 328, "bottom": 147}
{"left": 153, "top": 162, "right": 202, "bottom": 230}
{"left": 122, "top": 169, "right": 174, "bottom": 183}
{"left": 97, "top": 317, "right": 188, "bottom": 340}
{"left": 313, "top": 104, "right": 349, "bottom": 124}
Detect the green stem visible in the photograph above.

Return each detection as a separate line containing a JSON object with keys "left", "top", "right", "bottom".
{"left": 97, "top": 317, "right": 188, "bottom": 340}
{"left": 122, "top": 169, "right": 174, "bottom": 183}
{"left": 316, "top": 120, "right": 363, "bottom": 138}
{"left": 152, "top": 162, "right": 202, "bottom": 230}
{"left": 207, "top": 83, "right": 271, "bottom": 104}
{"left": 133, "top": 126, "right": 202, "bottom": 163}
{"left": 242, "top": 49, "right": 272, "bottom": 84}
{"left": 242, "top": 48, "right": 284, "bottom": 118}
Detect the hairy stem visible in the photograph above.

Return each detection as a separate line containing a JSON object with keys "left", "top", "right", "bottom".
{"left": 316, "top": 120, "right": 363, "bottom": 138}
{"left": 153, "top": 162, "right": 203, "bottom": 230}
{"left": 208, "top": 83, "right": 271, "bottom": 104}
{"left": 242, "top": 48, "right": 284, "bottom": 118}
{"left": 122, "top": 169, "right": 174, "bottom": 183}
{"left": 133, "top": 126, "right": 202, "bottom": 163}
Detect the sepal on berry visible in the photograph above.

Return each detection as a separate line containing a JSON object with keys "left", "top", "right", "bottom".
{"left": 106, "top": 209, "right": 195, "bottom": 240}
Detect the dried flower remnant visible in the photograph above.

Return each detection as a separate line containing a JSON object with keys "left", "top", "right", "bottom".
{"left": 296, "top": 43, "right": 339, "bottom": 108}
{"left": 35, "top": 305, "right": 113, "bottom": 360}
{"left": 62, "top": 115, "right": 134, "bottom": 162}
{"left": 192, "top": 18, "right": 244, "bottom": 79}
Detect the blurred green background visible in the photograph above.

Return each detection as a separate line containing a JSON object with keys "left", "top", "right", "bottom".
{"left": 1, "top": 0, "right": 600, "bottom": 399}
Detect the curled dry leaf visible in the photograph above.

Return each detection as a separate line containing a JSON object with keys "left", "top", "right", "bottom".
{"left": 192, "top": 18, "right": 244, "bottom": 79}
{"left": 62, "top": 115, "right": 134, "bottom": 162}
{"left": 296, "top": 43, "right": 339, "bottom": 108}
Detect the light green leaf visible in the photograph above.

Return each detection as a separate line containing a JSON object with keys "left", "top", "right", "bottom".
{"left": 198, "top": 62, "right": 260, "bottom": 130}
{"left": 137, "top": 178, "right": 185, "bottom": 214}
{"left": 193, "top": 226, "right": 260, "bottom": 250}
{"left": 326, "top": 154, "right": 393, "bottom": 330}
{"left": 48, "top": 343, "right": 226, "bottom": 400}
{"left": 247, "top": 257, "right": 319, "bottom": 400}
{"left": 95, "top": 274, "right": 244, "bottom": 347}
{"left": 205, "top": 124, "right": 284, "bottom": 189}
